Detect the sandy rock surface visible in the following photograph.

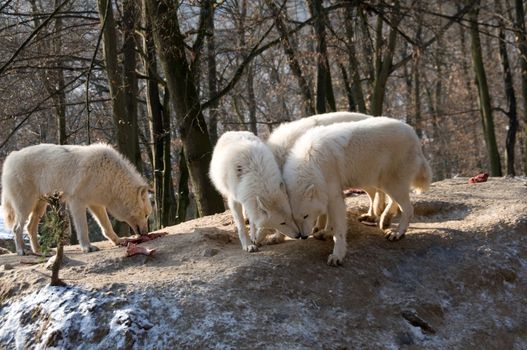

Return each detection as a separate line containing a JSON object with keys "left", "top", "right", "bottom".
{"left": 1, "top": 178, "right": 526, "bottom": 349}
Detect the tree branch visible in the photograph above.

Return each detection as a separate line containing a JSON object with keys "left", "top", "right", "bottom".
{"left": 0, "top": 0, "right": 72, "bottom": 76}
{"left": 0, "top": 72, "right": 84, "bottom": 149}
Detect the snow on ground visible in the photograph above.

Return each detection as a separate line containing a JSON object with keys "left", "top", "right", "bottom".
{"left": 0, "top": 285, "right": 184, "bottom": 350}
{"left": 0, "top": 205, "right": 12, "bottom": 239}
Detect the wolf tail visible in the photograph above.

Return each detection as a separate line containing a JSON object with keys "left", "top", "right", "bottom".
{"left": 411, "top": 157, "right": 432, "bottom": 194}
{"left": 1, "top": 194, "right": 15, "bottom": 229}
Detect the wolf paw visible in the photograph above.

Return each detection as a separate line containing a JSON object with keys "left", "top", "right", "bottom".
{"left": 327, "top": 254, "right": 343, "bottom": 267}
{"left": 263, "top": 232, "right": 285, "bottom": 245}
{"left": 245, "top": 244, "right": 259, "bottom": 253}
{"left": 358, "top": 214, "right": 377, "bottom": 226}
{"left": 313, "top": 230, "right": 330, "bottom": 240}
{"left": 384, "top": 229, "right": 404, "bottom": 241}
{"left": 82, "top": 245, "right": 100, "bottom": 253}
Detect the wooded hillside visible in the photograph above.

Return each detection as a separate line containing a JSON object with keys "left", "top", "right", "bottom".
{"left": 1, "top": 0, "right": 526, "bottom": 229}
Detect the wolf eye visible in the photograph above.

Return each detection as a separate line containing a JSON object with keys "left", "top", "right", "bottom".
{"left": 280, "top": 222, "right": 286, "bottom": 225}
{"left": 303, "top": 214, "right": 309, "bottom": 219}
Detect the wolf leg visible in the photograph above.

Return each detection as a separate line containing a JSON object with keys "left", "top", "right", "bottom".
{"left": 228, "top": 197, "right": 257, "bottom": 252}
{"left": 13, "top": 219, "right": 27, "bottom": 256}
{"left": 378, "top": 194, "right": 398, "bottom": 230}
{"left": 88, "top": 205, "right": 123, "bottom": 246}
{"left": 313, "top": 214, "right": 335, "bottom": 240}
{"left": 11, "top": 201, "right": 31, "bottom": 255}
{"left": 358, "top": 187, "right": 378, "bottom": 225}
{"left": 326, "top": 195, "right": 348, "bottom": 266}
{"left": 312, "top": 214, "right": 327, "bottom": 239}
{"left": 69, "top": 201, "right": 99, "bottom": 253}
{"left": 382, "top": 186, "right": 413, "bottom": 241}
{"left": 373, "top": 191, "right": 387, "bottom": 218}
{"left": 26, "top": 200, "right": 47, "bottom": 254}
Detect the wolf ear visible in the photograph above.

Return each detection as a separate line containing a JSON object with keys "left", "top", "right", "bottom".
{"left": 256, "top": 196, "right": 269, "bottom": 217}
{"left": 304, "top": 184, "right": 316, "bottom": 199}
{"left": 138, "top": 186, "right": 149, "bottom": 199}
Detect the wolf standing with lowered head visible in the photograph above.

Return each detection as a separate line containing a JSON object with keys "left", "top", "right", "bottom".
{"left": 283, "top": 117, "right": 432, "bottom": 266}
{"left": 209, "top": 131, "right": 301, "bottom": 252}
{"left": 1, "top": 143, "right": 152, "bottom": 255}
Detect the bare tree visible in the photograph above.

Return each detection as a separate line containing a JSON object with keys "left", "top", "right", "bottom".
{"left": 514, "top": 0, "right": 527, "bottom": 174}
{"left": 145, "top": 0, "right": 225, "bottom": 217}
{"left": 308, "top": 0, "right": 336, "bottom": 114}
{"left": 141, "top": 0, "right": 177, "bottom": 227}
{"left": 468, "top": 1, "right": 502, "bottom": 176}
{"left": 496, "top": 0, "right": 518, "bottom": 176}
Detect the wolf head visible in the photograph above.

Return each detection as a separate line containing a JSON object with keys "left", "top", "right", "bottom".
{"left": 111, "top": 186, "right": 152, "bottom": 235}
{"left": 247, "top": 182, "right": 300, "bottom": 239}
{"left": 288, "top": 183, "right": 328, "bottom": 238}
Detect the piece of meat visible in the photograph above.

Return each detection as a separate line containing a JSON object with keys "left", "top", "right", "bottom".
{"left": 126, "top": 243, "right": 156, "bottom": 257}
{"left": 468, "top": 172, "right": 489, "bottom": 184}
{"left": 120, "top": 231, "right": 168, "bottom": 246}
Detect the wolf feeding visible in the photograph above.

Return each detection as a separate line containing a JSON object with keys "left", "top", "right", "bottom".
{"left": 283, "top": 117, "right": 431, "bottom": 266}
{"left": 209, "top": 131, "right": 300, "bottom": 252}
{"left": 1, "top": 143, "right": 152, "bottom": 255}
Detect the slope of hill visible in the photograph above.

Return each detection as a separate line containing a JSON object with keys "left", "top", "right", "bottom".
{"left": 0, "top": 178, "right": 526, "bottom": 349}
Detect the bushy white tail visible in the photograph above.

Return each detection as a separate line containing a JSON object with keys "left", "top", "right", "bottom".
{"left": 1, "top": 195, "right": 15, "bottom": 228}
{"left": 412, "top": 158, "right": 432, "bottom": 194}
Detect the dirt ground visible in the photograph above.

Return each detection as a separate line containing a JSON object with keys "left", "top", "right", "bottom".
{"left": 1, "top": 177, "right": 526, "bottom": 349}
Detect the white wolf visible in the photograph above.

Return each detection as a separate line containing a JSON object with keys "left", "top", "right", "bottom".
{"left": 283, "top": 117, "right": 432, "bottom": 266}
{"left": 1, "top": 143, "right": 152, "bottom": 255}
{"left": 266, "top": 111, "right": 385, "bottom": 239}
{"left": 209, "top": 131, "right": 300, "bottom": 252}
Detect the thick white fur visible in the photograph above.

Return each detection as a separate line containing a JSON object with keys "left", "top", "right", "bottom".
{"left": 283, "top": 117, "right": 432, "bottom": 266}
{"left": 209, "top": 131, "right": 299, "bottom": 252}
{"left": 267, "top": 111, "right": 372, "bottom": 169}
{"left": 266, "top": 111, "right": 385, "bottom": 238}
{"left": 1, "top": 143, "right": 152, "bottom": 255}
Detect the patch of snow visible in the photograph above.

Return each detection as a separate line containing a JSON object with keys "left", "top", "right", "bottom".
{"left": 0, "top": 285, "right": 183, "bottom": 349}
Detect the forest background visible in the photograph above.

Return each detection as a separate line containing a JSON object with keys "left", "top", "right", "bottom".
{"left": 0, "top": 0, "right": 525, "bottom": 232}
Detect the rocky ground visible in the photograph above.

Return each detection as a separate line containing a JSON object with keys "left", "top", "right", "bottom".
{"left": 0, "top": 177, "right": 526, "bottom": 349}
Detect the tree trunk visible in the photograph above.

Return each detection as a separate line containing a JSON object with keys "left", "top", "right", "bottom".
{"left": 370, "top": 11, "right": 400, "bottom": 116}
{"left": 497, "top": 0, "right": 518, "bottom": 176}
{"left": 267, "top": 0, "right": 315, "bottom": 115}
{"left": 469, "top": 3, "right": 502, "bottom": 176}
{"left": 176, "top": 147, "right": 190, "bottom": 224}
{"left": 206, "top": 1, "right": 219, "bottom": 146}
{"left": 514, "top": 0, "right": 527, "bottom": 175}
{"left": 52, "top": 0, "right": 66, "bottom": 145}
{"left": 142, "top": 0, "right": 177, "bottom": 228}
{"left": 122, "top": 0, "right": 141, "bottom": 169}
{"left": 344, "top": 6, "right": 366, "bottom": 113}
{"left": 161, "top": 89, "right": 178, "bottom": 226}
{"left": 145, "top": 0, "right": 224, "bottom": 217}
{"left": 96, "top": 0, "right": 127, "bottom": 152}
{"left": 339, "top": 62, "right": 356, "bottom": 111}
{"left": 247, "top": 63, "right": 257, "bottom": 134}
{"left": 30, "top": 0, "right": 67, "bottom": 145}
{"left": 308, "top": 0, "right": 336, "bottom": 114}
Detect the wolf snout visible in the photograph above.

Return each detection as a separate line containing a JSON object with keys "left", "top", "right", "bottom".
{"left": 295, "top": 232, "right": 309, "bottom": 240}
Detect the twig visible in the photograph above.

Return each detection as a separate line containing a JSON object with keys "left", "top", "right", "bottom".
{"left": 0, "top": 0, "right": 72, "bottom": 76}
